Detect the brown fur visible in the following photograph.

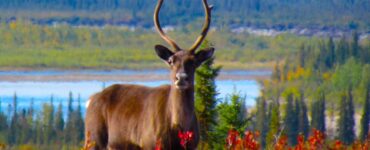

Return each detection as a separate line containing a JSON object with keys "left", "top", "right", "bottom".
{"left": 85, "top": 84, "right": 199, "bottom": 150}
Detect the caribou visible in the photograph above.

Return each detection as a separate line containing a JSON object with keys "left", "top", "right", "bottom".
{"left": 84, "top": 0, "right": 214, "bottom": 149}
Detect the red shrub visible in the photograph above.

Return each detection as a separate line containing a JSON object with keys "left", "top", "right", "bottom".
{"left": 226, "top": 129, "right": 242, "bottom": 149}
{"left": 154, "top": 128, "right": 370, "bottom": 150}
{"left": 275, "top": 135, "right": 288, "bottom": 150}
{"left": 243, "top": 131, "right": 260, "bottom": 150}
{"left": 178, "top": 131, "right": 194, "bottom": 149}
{"left": 308, "top": 129, "right": 325, "bottom": 150}
{"left": 294, "top": 134, "right": 305, "bottom": 150}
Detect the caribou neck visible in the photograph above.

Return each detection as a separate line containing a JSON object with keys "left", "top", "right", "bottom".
{"left": 168, "top": 85, "right": 195, "bottom": 130}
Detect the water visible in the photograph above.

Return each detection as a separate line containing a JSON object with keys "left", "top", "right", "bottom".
{"left": 0, "top": 70, "right": 266, "bottom": 116}
{"left": 0, "top": 69, "right": 270, "bottom": 78}
{"left": 0, "top": 69, "right": 169, "bottom": 76}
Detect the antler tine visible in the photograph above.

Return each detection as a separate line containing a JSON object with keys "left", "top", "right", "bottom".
{"left": 188, "top": 0, "right": 213, "bottom": 53}
{"left": 154, "top": 0, "right": 181, "bottom": 51}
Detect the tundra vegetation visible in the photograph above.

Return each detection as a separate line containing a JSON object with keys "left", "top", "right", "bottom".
{"left": 0, "top": 20, "right": 321, "bottom": 70}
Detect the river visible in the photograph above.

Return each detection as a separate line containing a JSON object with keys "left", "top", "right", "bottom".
{"left": 0, "top": 70, "right": 270, "bottom": 116}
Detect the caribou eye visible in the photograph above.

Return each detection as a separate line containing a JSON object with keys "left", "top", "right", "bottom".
{"left": 168, "top": 57, "right": 175, "bottom": 66}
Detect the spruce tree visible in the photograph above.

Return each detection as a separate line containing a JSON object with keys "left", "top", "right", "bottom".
{"left": 25, "top": 99, "right": 34, "bottom": 144}
{"left": 65, "top": 93, "right": 85, "bottom": 145}
{"left": 272, "top": 62, "right": 281, "bottom": 81}
{"left": 18, "top": 109, "right": 30, "bottom": 144}
{"left": 266, "top": 102, "right": 280, "bottom": 147}
{"left": 0, "top": 100, "right": 8, "bottom": 142}
{"left": 48, "top": 95, "right": 55, "bottom": 142}
{"left": 346, "top": 87, "right": 355, "bottom": 144}
{"left": 27, "top": 99, "right": 34, "bottom": 124}
{"left": 318, "top": 93, "right": 326, "bottom": 133}
{"left": 41, "top": 100, "right": 54, "bottom": 144}
{"left": 283, "top": 93, "right": 298, "bottom": 145}
{"left": 214, "top": 91, "right": 248, "bottom": 148}
{"left": 8, "top": 92, "right": 19, "bottom": 144}
{"left": 295, "top": 99, "right": 300, "bottom": 126}
{"left": 65, "top": 91, "right": 74, "bottom": 144}
{"left": 336, "top": 37, "right": 349, "bottom": 64}
{"left": 325, "top": 37, "right": 335, "bottom": 68}
{"left": 337, "top": 94, "right": 347, "bottom": 143}
{"left": 282, "top": 63, "right": 289, "bottom": 81}
{"left": 68, "top": 91, "right": 73, "bottom": 118}
{"left": 350, "top": 32, "right": 359, "bottom": 58}
{"left": 35, "top": 112, "right": 43, "bottom": 144}
{"left": 311, "top": 92, "right": 326, "bottom": 133}
{"left": 76, "top": 94, "right": 85, "bottom": 142}
{"left": 360, "top": 84, "right": 370, "bottom": 141}
{"left": 255, "top": 97, "right": 268, "bottom": 148}
{"left": 13, "top": 92, "right": 17, "bottom": 114}
{"left": 298, "top": 44, "right": 306, "bottom": 68}
{"left": 359, "top": 40, "right": 370, "bottom": 63}
{"left": 317, "top": 42, "right": 328, "bottom": 70}
{"left": 54, "top": 102, "right": 65, "bottom": 143}
{"left": 298, "top": 92, "right": 309, "bottom": 138}
{"left": 194, "top": 40, "right": 221, "bottom": 149}
{"left": 0, "top": 100, "right": 6, "bottom": 130}
{"left": 337, "top": 88, "right": 355, "bottom": 145}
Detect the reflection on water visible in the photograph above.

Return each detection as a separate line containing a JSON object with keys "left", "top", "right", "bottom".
{"left": 0, "top": 80, "right": 260, "bottom": 116}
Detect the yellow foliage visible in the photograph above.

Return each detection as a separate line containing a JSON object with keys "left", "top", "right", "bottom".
{"left": 322, "top": 72, "right": 331, "bottom": 81}
{"left": 9, "top": 22, "right": 16, "bottom": 29}
{"left": 282, "top": 87, "right": 300, "bottom": 98}
{"left": 263, "top": 79, "right": 270, "bottom": 87}
{"left": 303, "top": 68, "right": 312, "bottom": 78}
{"left": 295, "top": 67, "right": 305, "bottom": 78}
{"left": 17, "top": 145, "right": 36, "bottom": 150}
{"left": 286, "top": 66, "right": 310, "bottom": 81}
{"left": 287, "top": 71, "right": 294, "bottom": 81}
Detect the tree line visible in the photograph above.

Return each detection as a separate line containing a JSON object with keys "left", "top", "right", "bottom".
{"left": 0, "top": 0, "right": 368, "bottom": 30}
{"left": 0, "top": 92, "right": 84, "bottom": 149}
{"left": 255, "top": 32, "right": 370, "bottom": 148}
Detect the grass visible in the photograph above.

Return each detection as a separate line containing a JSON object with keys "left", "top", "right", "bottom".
{"left": 0, "top": 21, "right": 320, "bottom": 70}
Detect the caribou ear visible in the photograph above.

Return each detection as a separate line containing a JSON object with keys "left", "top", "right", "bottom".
{"left": 195, "top": 47, "right": 215, "bottom": 67}
{"left": 155, "top": 45, "right": 174, "bottom": 63}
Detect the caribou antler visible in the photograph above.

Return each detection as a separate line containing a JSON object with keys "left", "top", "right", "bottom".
{"left": 154, "top": 0, "right": 181, "bottom": 51}
{"left": 154, "top": 0, "right": 212, "bottom": 53}
{"left": 188, "top": 0, "right": 213, "bottom": 53}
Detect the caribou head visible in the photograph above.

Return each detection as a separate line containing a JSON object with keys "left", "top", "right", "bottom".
{"left": 154, "top": 0, "right": 214, "bottom": 90}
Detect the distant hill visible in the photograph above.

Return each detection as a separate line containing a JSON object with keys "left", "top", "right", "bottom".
{"left": 0, "top": 0, "right": 369, "bottom": 31}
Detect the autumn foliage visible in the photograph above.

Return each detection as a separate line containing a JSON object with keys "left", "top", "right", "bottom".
{"left": 80, "top": 128, "right": 370, "bottom": 150}
{"left": 225, "top": 128, "right": 370, "bottom": 150}
{"left": 225, "top": 129, "right": 260, "bottom": 150}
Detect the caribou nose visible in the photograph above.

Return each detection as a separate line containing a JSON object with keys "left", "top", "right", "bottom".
{"left": 176, "top": 73, "right": 188, "bottom": 81}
